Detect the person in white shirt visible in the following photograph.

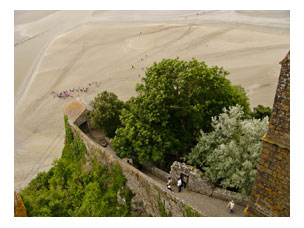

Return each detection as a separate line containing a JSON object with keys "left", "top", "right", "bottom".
{"left": 167, "top": 177, "right": 173, "bottom": 191}
{"left": 177, "top": 178, "right": 182, "bottom": 192}
{"left": 227, "top": 200, "right": 235, "bottom": 213}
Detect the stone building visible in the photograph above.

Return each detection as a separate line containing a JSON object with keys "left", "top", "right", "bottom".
{"left": 63, "top": 96, "right": 93, "bottom": 133}
{"left": 246, "top": 51, "right": 290, "bottom": 216}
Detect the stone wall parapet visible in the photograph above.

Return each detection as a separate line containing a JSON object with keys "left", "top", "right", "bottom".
{"left": 70, "top": 123, "right": 206, "bottom": 217}
{"left": 142, "top": 162, "right": 170, "bottom": 182}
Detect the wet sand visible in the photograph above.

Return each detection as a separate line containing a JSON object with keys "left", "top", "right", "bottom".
{"left": 14, "top": 10, "right": 290, "bottom": 190}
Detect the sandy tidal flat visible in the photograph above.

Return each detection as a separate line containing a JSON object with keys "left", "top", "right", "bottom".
{"left": 14, "top": 10, "right": 290, "bottom": 190}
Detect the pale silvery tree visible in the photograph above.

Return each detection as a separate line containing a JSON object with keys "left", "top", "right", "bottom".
{"left": 185, "top": 105, "right": 269, "bottom": 195}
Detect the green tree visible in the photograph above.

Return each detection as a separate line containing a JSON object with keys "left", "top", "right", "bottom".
{"left": 251, "top": 104, "right": 272, "bottom": 120}
{"left": 90, "top": 91, "right": 125, "bottom": 138}
{"left": 185, "top": 105, "right": 269, "bottom": 195}
{"left": 112, "top": 58, "right": 250, "bottom": 166}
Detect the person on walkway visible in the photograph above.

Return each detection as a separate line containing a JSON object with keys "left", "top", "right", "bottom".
{"left": 167, "top": 177, "right": 173, "bottom": 191}
{"left": 227, "top": 200, "right": 235, "bottom": 213}
{"left": 180, "top": 175, "right": 187, "bottom": 189}
{"left": 177, "top": 178, "right": 182, "bottom": 192}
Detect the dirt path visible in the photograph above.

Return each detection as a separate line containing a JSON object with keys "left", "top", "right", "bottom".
{"left": 144, "top": 171, "right": 246, "bottom": 217}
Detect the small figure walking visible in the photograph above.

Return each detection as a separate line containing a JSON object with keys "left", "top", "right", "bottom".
{"left": 227, "top": 200, "right": 235, "bottom": 213}
{"left": 167, "top": 177, "right": 173, "bottom": 191}
{"left": 177, "top": 178, "right": 182, "bottom": 192}
{"left": 180, "top": 174, "right": 187, "bottom": 189}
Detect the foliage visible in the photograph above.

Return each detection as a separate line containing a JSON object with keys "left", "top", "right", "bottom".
{"left": 185, "top": 205, "right": 201, "bottom": 217}
{"left": 90, "top": 91, "right": 125, "bottom": 138}
{"left": 251, "top": 104, "right": 272, "bottom": 120}
{"left": 112, "top": 58, "right": 250, "bottom": 165}
{"left": 19, "top": 117, "right": 132, "bottom": 217}
{"left": 185, "top": 105, "right": 269, "bottom": 195}
{"left": 64, "top": 115, "right": 73, "bottom": 144}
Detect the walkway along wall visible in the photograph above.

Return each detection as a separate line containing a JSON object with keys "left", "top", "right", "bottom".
{"left": 246, "top": 51, "right": 290, "bottom": 217}
{"left": 68, "top": 121, "right": 206, "bottom": 217}
{"left": 170, "top": 162, "right": 249, "bottom": 207}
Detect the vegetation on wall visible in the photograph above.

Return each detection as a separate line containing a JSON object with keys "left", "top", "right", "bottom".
{"left": 19, "top": 116, "right": 133, "bottom": 217}
{"left": 89, "top": 91, "right": 126, "bottom": 138}
{"left": 185, "top": 205, "right": 201, "bottom": 217}
{"left": 184, "top": 105, "right": 269, "bottom": 195}
{"left": 112, "top": 58, "right": 250, "bottom": 167}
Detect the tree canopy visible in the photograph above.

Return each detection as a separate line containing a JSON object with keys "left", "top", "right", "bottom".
{"left": 112, "top": 58, "right": 250, "bottom": 166}
{"left": 90, "top": 91, "right": 125, "bottom": 138}
{"left": 185, "top": 105, "right": 269, "bottom": 195}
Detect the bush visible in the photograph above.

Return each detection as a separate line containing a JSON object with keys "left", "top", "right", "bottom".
{"left": 251, "top": 104, "right": 272, "bottom": 120}
{"left": 185, "top": 105, "right": 268, "bottom": 195}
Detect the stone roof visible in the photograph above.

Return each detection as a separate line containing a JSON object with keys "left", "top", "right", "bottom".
{"left": 63, "top": 96, "right": 92, "bottom": 124}
{"left": 14, "top": 191, "right": 26, "bottom": 217}
{"left": 279, "top": 50, "right": 290, "bottom": 65}
{"left": 262, "top": 50, "right": 290, "bottom": 149}
{"left": 246, "top": 51, "right": 290, "bottom": 217}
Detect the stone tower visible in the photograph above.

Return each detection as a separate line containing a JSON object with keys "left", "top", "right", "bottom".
{"left": 246, "top": 51, "right": 290, "bottom": 216}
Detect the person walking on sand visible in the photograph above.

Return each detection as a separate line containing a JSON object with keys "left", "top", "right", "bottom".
{"left": 227, "top": 200, "right": 235, "bottom": 213}
{"left": 177, "top": 178, "right": 182, "bottom": 192}
{"left": 167, "top": 177, "right": 173, "bottom": 192}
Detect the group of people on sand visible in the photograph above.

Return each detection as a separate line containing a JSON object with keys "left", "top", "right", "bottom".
{"left": 51, "top": 81, "right": 102, "bottom": 99}
{"left": 166, "top": 174, "right": 236, "bottom": 214}
{"left": 51, "top": 90, "right": 74, "bottom": 99}
{"left": 130, "top": 54, "right": 148, "bottom": 78}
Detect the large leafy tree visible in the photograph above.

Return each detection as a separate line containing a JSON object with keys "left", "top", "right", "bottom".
{"left": 112, "top": 58, "right": 250, "bottom": 166}
{"left": 185, "top": 105, "right": 269, "bottom": 195}
{"left": 90, "top": 91, "right": 125, "bottom": 138}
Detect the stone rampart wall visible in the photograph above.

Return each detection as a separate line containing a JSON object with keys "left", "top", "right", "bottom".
{"left": 170, "top": 162, "right": 249, "bottom": 207}
{"left": 70, "top": 123, "right": 206, "bottom": 217}
{"left": 142, "top": 162, "right": 170, "bottom": 182}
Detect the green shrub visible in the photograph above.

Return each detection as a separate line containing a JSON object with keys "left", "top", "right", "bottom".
{"left": 185, "top": 105, "right": 269, "bottom": 195}
{"left": 251, "top": 104, "right": 272, "bottom": 119}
